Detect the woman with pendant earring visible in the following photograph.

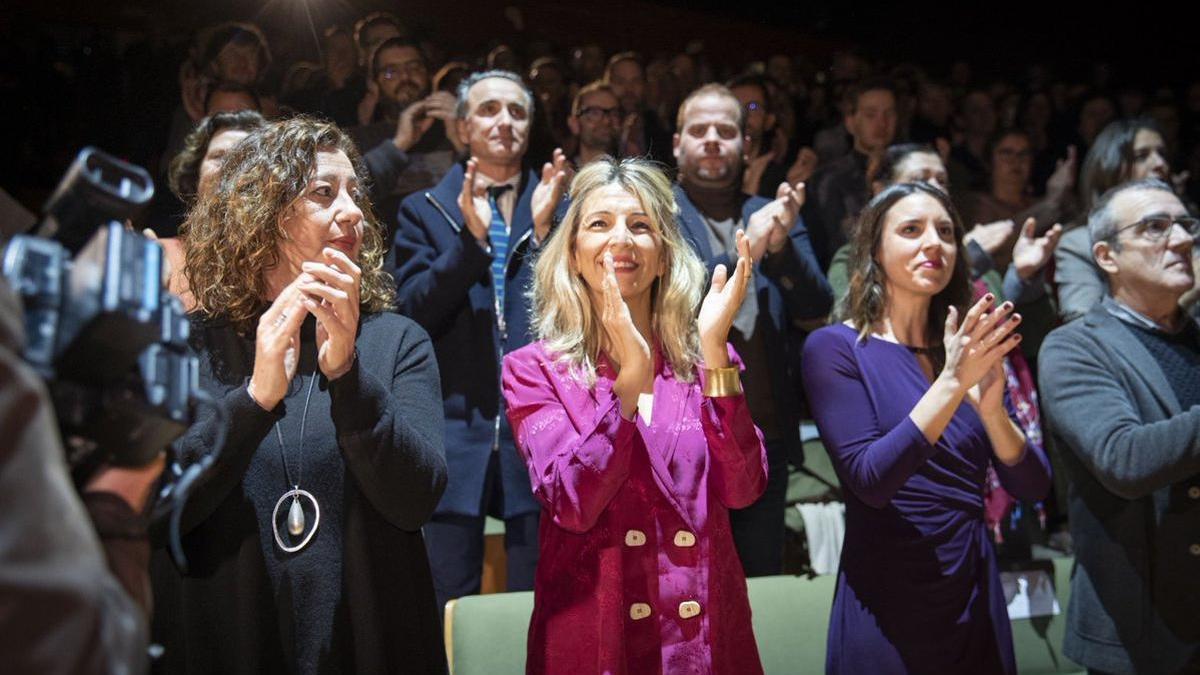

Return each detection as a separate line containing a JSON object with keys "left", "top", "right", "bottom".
{"left": 800, "top": 182, "right": 1051, "bottom": 674}
{"left": 151, "top": 115, "right": 449, "bottom": 675}
{"left": 501, "top": 158, "right": 768, "bottom": 674}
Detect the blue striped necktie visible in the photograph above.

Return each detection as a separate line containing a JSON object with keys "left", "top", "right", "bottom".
{"left": 487, "top": 185, "right": 513, "bottom": 323}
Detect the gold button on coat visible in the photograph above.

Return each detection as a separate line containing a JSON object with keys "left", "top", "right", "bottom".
{"left": 1188, "top": 486, "right": 1200, "bottom": 499}
{"left": 629, "top": 603, "right": 652, "bottom": 620}
{"left": 673, "top": 530, "right": 696, "bottom": 547}
{"left": 625, "top": 530, "right": 646, "bottom": 547}
{"left": 678, "top": 600, "right": 702, "bottom": 619}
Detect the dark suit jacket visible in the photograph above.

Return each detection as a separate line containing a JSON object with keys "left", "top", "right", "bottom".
{"left": 673, "top": 185, "right": 833, "bottom": 464}
{"left": 392, "top": 162, "right": 541, "bottom": 518}
{"left": 1038, "top": 299, "right": 1200, "bottom": 675}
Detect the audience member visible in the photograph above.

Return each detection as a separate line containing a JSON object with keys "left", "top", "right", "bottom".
{"left": 604, "top": 52, "right": 674, "bottom": 164}
{"left": 154, "top": 116, "right": 448, "bottom": 674}
{"left": 1039, "top": 179, "right": 1200, "bottom": 674}
{"left": 803, "top": 78, "right": 898, "bottom": 269}
{"left": 1056, "top": 118, "right": 1180, "bottom": 321}
{"left": 671, "top": 83, "right": 831, "bottom": 575}
{"left": 503, "top": 157, "right": 767, "bottom": 674}
{"left": 392, "top": 70, "right": 568, "bottom": 613}
{"left": 958, "top": 129, "right": 1075, "bottom": 270}
{"left": 948, "top": 89, "right": 997, "bottom": 193}
{"left": 352, "top": 36, "right": 459, "bottom": 229}
{"left": 802, "top": 182, "right": 1050, "bottom": 674}
{"left": 567, "top": 81, "right": 620, "bottom": 167}
{"left": 158, "top": 109, "right": 268, "bottom": 305}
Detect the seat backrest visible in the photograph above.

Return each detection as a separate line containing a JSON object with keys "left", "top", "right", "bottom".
{"left": 445, "top": 591, "right": 533, "bottom": 675}
{"left": 747, "top": 574, "right": 836, "bottom": 674}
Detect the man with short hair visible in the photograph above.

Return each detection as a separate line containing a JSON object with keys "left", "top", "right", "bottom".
{"left": 352, "top": 38, "right": 460, "bottom": 236}
{"left": 1039, "top": 179, "right": 1200, "bottom": 674}
{"left": 803, "top": 78, "right": 898, "bottom": 269}
{"left": 392, "top": 70, "right": 569, "bottom": 612}
{"left": 727, "top": 73, "right": 789, "bottom": 198}
{"left": 672, "top": 83, "right": 833, "bottom": 576}
{"left": 603, "top": 52, "right": 674, "bottom": 165}
{"left": 567, "top": 81, "right": 621, "bottom": 168}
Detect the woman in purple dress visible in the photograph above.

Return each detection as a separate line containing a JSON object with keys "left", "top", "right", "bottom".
{"left": 801, "top": 182, "right": 1052, "bottom": 674}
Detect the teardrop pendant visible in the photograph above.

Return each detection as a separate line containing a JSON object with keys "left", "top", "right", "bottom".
{"left": 288, "top": 496, "right": 305, "bottom": 536}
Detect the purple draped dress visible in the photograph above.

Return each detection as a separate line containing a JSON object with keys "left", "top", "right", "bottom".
{"left": 801, "top": 324, "right": 1051, "bottom": 675}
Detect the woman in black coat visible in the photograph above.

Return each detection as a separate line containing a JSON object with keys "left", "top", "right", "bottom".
{"left": 152, "top": 115, "right": 448, "bottom": 674}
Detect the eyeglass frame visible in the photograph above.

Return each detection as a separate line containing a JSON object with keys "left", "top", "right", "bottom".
{"left": 575, "top": 106, "right": 622, "bottom": 123}
{"left": 1108, "top": 214, "right": 1200, "bottom": 243}
{"left": 378, "top": 60, "right": 428, "bottom": 80}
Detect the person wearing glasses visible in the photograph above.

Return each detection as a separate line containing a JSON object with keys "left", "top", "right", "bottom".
{"left": 350, "top": 37, "right": 461, "bottom": 234}
{"left": 671, "top": 83, "right": 832, "bottom": 576}
{"left": 566, "top": 81, "right": 621, "bottom": 168}
{"left": 1039, "top": 178, "right": 1200, "bottom": 675}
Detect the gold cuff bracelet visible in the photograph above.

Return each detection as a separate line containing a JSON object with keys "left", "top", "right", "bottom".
{"left": 702, "top": 366, "right": 743, "bottom": 398}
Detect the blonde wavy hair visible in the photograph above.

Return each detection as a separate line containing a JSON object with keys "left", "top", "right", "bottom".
{"left": 182, "top": 115, "right": 394, "bottom": 334}
{"left": 531, "top": 157, "right": 706, "bottom": 384}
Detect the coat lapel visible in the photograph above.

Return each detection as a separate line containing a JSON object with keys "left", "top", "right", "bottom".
{"left": 672, "top": 185, "right": 715, "bottom": 261}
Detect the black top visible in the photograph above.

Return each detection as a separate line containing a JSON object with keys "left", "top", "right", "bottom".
{"left": 151, "top": 312, "right": 448, "bottom": 675}
{"left": 1127, "top": 320, "right": 1200, "bottom": 411}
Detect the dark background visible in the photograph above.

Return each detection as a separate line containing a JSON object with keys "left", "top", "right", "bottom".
{"left": 0, "top": 0, "right": 1189, "bottom": 213}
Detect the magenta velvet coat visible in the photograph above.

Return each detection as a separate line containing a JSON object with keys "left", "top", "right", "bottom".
{"left": 502, "top": 341, "right": 769, "bottom": 675}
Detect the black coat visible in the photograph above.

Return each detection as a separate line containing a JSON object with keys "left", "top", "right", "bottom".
{"left": 391, "top": 162, "right": 542, "bottom": 518}
{"left": 1039, "top": 300, "right": 1200, "bottom": 675}
{"left": 151, "top": 312, "right": 448, "bottom": 675}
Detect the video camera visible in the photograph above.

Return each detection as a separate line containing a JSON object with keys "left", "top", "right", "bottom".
{"left": 1, "top": 147, "right": 198, "bottom": 475}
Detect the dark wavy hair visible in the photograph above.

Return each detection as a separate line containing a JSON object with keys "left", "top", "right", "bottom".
{"left": 841, "top": 182, "right": 972, "bottom": 373}
{"left": 168, "top": 110, "right": 266, "bottom": 204}
{"left": 1078, "top": 117, "right": 1164, "bottom": 214}
{"left": 181, "top": 116, "right": 394, "bottom": 334}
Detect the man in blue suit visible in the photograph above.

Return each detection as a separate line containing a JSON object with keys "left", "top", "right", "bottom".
{"left": 672, "top": 83, "right": 833, "bottom": 576}
{"left": 392, "top": 70, "right": 568, "bottom": 611}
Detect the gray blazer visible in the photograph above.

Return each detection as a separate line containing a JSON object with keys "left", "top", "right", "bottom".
{"left": 1038, "top": 299, "right": 1200, "bottom": 674}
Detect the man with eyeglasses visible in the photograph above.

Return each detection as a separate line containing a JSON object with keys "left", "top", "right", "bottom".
{"left": 392, "top": 70, "right": 569, "bottom": 613}
{"left": 1039, "top": 178, "right": 1200, "bottom": 675}
{"left": 671, "top": 83, "right": 832, "bottom": 577}
{"left": 567, "top": 81, "right": 621, "bottom": 168}
{"left": 352, "top": 37, "right": 461, "bottom": 241}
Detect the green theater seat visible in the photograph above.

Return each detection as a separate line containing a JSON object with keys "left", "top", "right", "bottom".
{"left": 444, "top": 559, "right": 1083, "bottom": 674}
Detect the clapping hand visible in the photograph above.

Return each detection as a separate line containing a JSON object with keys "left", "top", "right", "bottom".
{"left": 599, "top": 251, "right": 652, "bottom": 419}
{"left": 394, "top": 92, "right": 457, "bottom": 152}
{"left": 698, "top": 230, "right": 753, "bottom": 368}
{"left": 1011, "top": 217, "right": 1063, "bottom": 280}
{"left": 940, "top": 294, "right": 1022, "bottom": 416}
{"left": 1045, "top": 145, "right": 1077, "bottom": 200}
{"left": 458, "top": 158, "right": 493, "bottom": 242}
{"left": 299, "top": 247, "right": 361, "bottom": 381}
{"left": 965, "top": 219, "right": 1017, "bottom": 257}
{"left": 745, "top": 181, "right": 804, "bottom": 262}
{"left": 532, "top": 148, "right": 571, "bottom": 243}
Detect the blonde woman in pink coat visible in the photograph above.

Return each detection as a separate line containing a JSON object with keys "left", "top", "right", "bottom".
{"left": 502, "top": 157, "right": 768, "bottom": 674}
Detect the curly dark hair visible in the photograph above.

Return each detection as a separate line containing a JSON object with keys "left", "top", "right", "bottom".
{"left": 181, "top": 115, "right": 395, "bottom": 334}
{"left": 168, "top": 110, "right": 266, "bottom": 204}
{"left": 840, "top": 182, "right": 972, "bottom": 373}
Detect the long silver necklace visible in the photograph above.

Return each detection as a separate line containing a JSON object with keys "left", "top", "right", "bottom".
{"left": 271, "top": 373, "right": 320, "bottom": 553}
